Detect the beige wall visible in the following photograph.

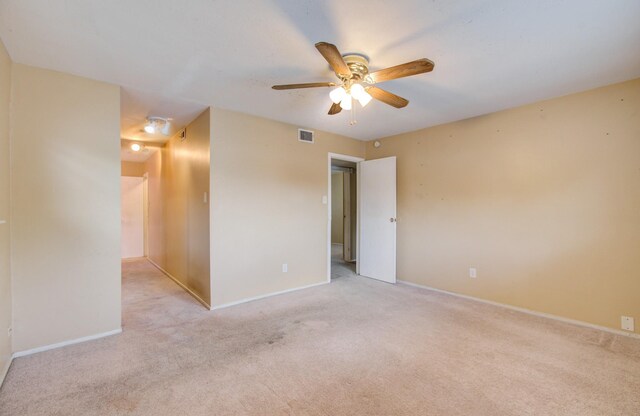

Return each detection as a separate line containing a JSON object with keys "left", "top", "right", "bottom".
{"left": 10, "top": 64, "right": 122, "bottom": 351}
{"left": 367, "top": 78, "right": 640, "bottom": 334}
{"left": 0, "top": 37, "right": 12, "bottom": 379}
{"left": 146, "top": 109, "right": 211, "bottom": 306}
{"left": 121, "top": 161, "right": 146, "bottom": 177}
{"left": 210, "top": 109, "right": 365, "bottom": 307}
{"left": 145, "top": 149, "right": 164, "bottom": 266}
{"left": 331, "top": 172, "right": 344, "bottom": 244}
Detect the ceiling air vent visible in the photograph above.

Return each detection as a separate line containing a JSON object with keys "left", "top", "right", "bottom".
{"left": 298, "top": 128, "right": 314, "bottom": 144}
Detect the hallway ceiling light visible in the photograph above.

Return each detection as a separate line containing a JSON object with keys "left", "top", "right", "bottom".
{"left": 144, "top": 117, "right": 172, "bottom": 136}
{"left": 130, "top": 143, "right": 143, "bottom": 152}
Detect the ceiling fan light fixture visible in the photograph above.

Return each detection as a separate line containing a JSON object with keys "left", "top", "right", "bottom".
{"left": 350, "top": 83, "right": 365, "bottom": 100}
{"left": 340, "top": 94, "right": 352, "bottom": 110}
{"left": 330, "top": 87, "right": 347, "bottom": 104}
{"left": 272, "top": 41, "right": 434, "bottom": 123}
{"left": 358, "top": 91, "right": 372, "bottom": 107}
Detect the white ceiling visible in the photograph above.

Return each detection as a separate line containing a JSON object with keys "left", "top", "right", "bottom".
{"left": 120, "top": 87, "right": 207, "bottom": 143}
{"left": 1, "top": 0, "right": 639, "bottom": 141}
{"left": 120, "top": 139, "right": 160, "bottom": 163}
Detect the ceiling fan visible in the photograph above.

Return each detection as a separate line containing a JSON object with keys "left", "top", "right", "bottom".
{"left": 272, "top": 42, "right": 434, "bottom": 120}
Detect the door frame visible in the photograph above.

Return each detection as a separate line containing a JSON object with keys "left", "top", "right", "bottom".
{"left": 142, "top": 172, "right": 149, "bottom": 257}
{"left": 342, "top": 169, "right": 355, "bottom": 262}
{"left": 327, "top": 153, "right": 364, "bottom": 282}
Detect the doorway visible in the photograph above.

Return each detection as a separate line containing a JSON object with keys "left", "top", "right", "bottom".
{"left": 328, "top": 153, "right": 363, "bottom": 281}
{"left": 328, "top": 153, "right": 398, "bottom": 284}
{"left": 121, "top": 175, "right": 146, "bottom": 259}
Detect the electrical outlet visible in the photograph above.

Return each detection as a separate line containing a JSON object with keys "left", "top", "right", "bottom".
{"left": 469, "top": 268, "right": 477, "bottom": 278}
{"left": 282, "top": 263, "right": 288, "bottom": 273}
{"left": 621, "top": 316, "right": 634, "bottom": 332}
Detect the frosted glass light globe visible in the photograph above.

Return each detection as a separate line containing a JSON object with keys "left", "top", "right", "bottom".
{"left": 350, "top": 83, "right": 365, "bottom": 100}
{"left": 340, "top": 94, "right": 352, "bottom": 110}
{"left": 329, "top": 87, "right": 347, "bottom": 104}
{"left": 358, "top": 91, "right": 372, "bottom": 107}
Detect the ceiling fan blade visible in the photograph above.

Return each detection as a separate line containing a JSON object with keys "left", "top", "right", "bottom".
{"left": 315, "top": 42, "right": 351, "bottom": 78}
{"left": 328, "top": 102, "right": 342, "bottom": 115}
{"left": 367, "top": 86, "right": 409, "bottom": 108}
{"left": 272, "top": 82, "right": 336, "bottom": 90}
{"left": 369, "top": 58, "right": 434, "bottom": 83}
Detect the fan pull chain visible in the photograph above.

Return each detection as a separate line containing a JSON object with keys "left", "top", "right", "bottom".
{"left": 350, "top": 100, "right": 357, "bottom": 126}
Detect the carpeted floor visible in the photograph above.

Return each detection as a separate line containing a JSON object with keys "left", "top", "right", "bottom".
{"left": 1, "top": 258, "right": 639, "bottom": 415}
{"left": 330, "top": 243, "right": 356, "bottom": 280}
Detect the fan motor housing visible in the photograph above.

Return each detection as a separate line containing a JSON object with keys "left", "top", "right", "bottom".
{"left": 342, "top": 54, "right": 370, "bottom": 81}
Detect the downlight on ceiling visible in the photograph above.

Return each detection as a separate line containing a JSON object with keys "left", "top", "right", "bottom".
{"left": 130, "top": 143, "right": 143, "bottom": 152}
{"left": 144, "top": 117, "right": 172, "bottom": 136}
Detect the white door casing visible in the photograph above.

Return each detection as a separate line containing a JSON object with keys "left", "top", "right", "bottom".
{"left": 327, "top": 153, "right": 364, "bottom": 282}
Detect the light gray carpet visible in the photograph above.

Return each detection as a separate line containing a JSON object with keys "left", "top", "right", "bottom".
{"left": 1, "top": 258, "right": 639, "bottom": 415}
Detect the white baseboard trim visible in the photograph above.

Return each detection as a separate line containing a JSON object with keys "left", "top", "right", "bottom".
{"left": 212, "top": 281, "right": 329, "bottom": 311}
{"left": 12, "top": 328, "right": 123, "bottom": 359}
{"left": 146, "top": 258, "right": 211, "bottom": 310}
{"left": 398, "top": 280, "right": 640, "bottom": 340}
{"left": 1, "top": 354, "right": 12, "bottom": 388}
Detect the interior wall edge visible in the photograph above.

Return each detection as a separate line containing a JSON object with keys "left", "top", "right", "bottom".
{"left": 145, "top": 107, "right": 211, "bottom": 305}
{"left": 146, "top": 258, "right": 211, "bottom": 310}
{"left": 9, "top": 63, "right": 122, "bottom": 351}
{"left": 209, "top": 107, "right": 366, "bottom": 306}
{"left": 366, "top": 77, "right": 640, "bottom": 335}
{"left": 0, "top": 34, "right": 14, "bottom": 383}
{"left": 11, "top": 328, "right": 122, "bottom": 358}
{"left": 0, "top": 355, "right": 12, "bottom": 388}
{"left": 398, "top": 280, "right": 640, "bottom": 340}
{"left": 211, "top": 280, "right": 329, "bottom": 311}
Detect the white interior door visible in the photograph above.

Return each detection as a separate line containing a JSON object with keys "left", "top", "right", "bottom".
{"left": 358, "top": 156, "right": 396, "bottom": 283}
{"left": 121, "top": 176, "right": 144, "bottom": 259}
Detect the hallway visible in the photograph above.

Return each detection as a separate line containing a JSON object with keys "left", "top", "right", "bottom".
{"left": 1, "top": 260, "right": 639, "bottom": 415}
{"left": 330, "top": 243, "right": 356, "bottom": 280}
